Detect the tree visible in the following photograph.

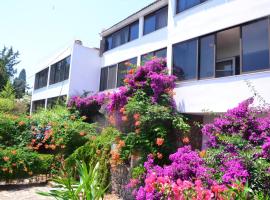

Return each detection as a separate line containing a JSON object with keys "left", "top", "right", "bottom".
{"left": 0, "top": 46, "right": 20, "bottom": 90}
{"left": 0, "top": 81, "right": 15, "bottom": 99}
{"left": 13, "top": 69, "right": 27, "bottom": 98}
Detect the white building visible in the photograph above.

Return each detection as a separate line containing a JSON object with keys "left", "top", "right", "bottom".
{"left": 30, "top": 40, "right": 100, "bottom": 113}
{"left": 99, "top": 0, "right": 270, "bottom": 116}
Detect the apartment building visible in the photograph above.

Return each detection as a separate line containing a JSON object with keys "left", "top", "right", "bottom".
{"left": 99, "top": 0, "right": 270, "bottom": 116}
{"left": 30, "top": 40, "right": 101, "bottom": 113}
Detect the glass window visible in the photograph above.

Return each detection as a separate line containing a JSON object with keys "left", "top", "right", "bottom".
{"left": 129, "top": 22, "right": 139, "bottom": 41}
{"left": 117, "top": 57, "right": 137, "bottom": 87}
{"left": 199, "top": 35, "right": 215, "bottom": 79}
{"left": 105, "top": 36, "right": 113, "bottom": 51}
{"left": 32, "top": 99, "right": 45, "bottom": 112}
{"left": 107, "top": 65, "right": 117, "bottom": 89}
{"left": 144, "top": 6, "right": 168, "bottom": 35}
{"left": 99, "top": 67, "right": 108, "bottom": 91}
{"left": 34, "top": 68, "right": 49, "bottom": 90}
{"left": 155, "top": 48, "right": 167, "bottom": 58}
{"left": 173, "top": 39, "right": 198, "bottom": 81}
{"left": 47, "top": 95, "right": 66, "bottom": 109}
{"left": 242, "top": 19, "right": 269, "bottom": 72}
{"left": 176, "top": 0, "right": 206, "bottom": 13}
{"left": 216, "top": 60, "right": 234, "bottom": 78}
{"left": 49, "top": 56, "right": 71, "bottom": 85}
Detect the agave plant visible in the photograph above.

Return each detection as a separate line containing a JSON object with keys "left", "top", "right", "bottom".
{"left": 38, "top": 161, "right": 109, "bottom": 200}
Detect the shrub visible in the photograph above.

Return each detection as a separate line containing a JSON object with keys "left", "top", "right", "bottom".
{"left": 0, "top": 147, "right": 53, "bottom": 180}
{"left": 65, "top": 127, "right": 120, "bottom": 189}
{"left": 0, "top": 98, "right": 14, "bottom": 113}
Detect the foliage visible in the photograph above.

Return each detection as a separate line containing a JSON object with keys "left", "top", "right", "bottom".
{"left": 0, "top": 81, "right": 15, "bottom": 99}
{"left": 13, "top": 68, "right": 27, "bottom": 98}
{"left": 29, "top": 106, "right": 96, "bottom": 156}
{"left": 0, "top": 147, "right": 53, "bottom": 180}
{"left": 0, "top": 46, "right": 20, "bottom": 90}
{"left": 0, "top": 98, "right": 15, "bottom": 113}
{"left": 66, "top": 127, "right": 120, "bottom": 189}
{"left": 38, "top": 161, "right": 108, "bottom": 200}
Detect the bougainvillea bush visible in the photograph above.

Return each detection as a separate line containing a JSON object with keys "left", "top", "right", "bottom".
{"left": 130, "top": 98, "right": 270, "bottom": 199}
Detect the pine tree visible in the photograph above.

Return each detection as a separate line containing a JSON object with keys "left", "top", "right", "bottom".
{"left": 13, "top": 69, "right": 27, "bottom": 98}
{"left": 0, "top": 81, "right": 15, "bottom": 99}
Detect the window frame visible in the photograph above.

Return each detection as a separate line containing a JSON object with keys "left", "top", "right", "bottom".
{"left": 141, "top": 47, "right": 167, "bottom": 63}
{"left": 49, "top": 56, "right": 71, "bottom": 85}
{"left": 143, "top": 6, "right": 168, "bottom": 36}
{"left": 172, "top": 16, "right": 270, "bottom": 83}
{"left": 176, "top": 0, "right": 207, "bottom": 14}
{"left": 104, "top": 20, "right": 139, "bottom": 51}
{"left": 34, "top": 67, "right": 49, "bottom": 90}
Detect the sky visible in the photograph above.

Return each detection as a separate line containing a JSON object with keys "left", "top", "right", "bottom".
{"left": 0, "top": 0, "right": 154, "bottom": 87}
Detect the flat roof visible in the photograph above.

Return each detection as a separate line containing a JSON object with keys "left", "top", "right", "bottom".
{"left": 100, "top": 0, "right": 168, "bottom": 37}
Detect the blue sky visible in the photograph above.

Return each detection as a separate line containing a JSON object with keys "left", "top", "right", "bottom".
{"left": 0, "top": 0, "right": 154, "bottom": 85}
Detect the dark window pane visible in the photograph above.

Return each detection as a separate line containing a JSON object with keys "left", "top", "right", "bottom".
{"left": 177, "top": 0, "right": 201, "bottom": 12}
{"left": 141, "top": 52, "right": 154, "bottom": 63}
{"left": 34, "top": 68, "right": 48, "bottom": 90}
{"left": 155, "top": 48, "right": 167, "bottom": 58}
{"left": 47, "top": 95, "right": 66, "bottom": 109}
{"left": 49, "top": 56, "right": 71, "bottom": 85}
{"left": 117, "top": 57, "right": 137, "bottom": 87}
{"left": 130, "top": 22, "right": 139, "bottom": 41}
{"left": 216, "top": 60, "right": 234, "bottom": 77}
{"left": 105, "top": 36, "right": 113, "bottom": 50}
{"left": 156, "top": 6, "right": 168, "bottom": 29}
{"left": 199, "top": 35, "right": 215, "bottom": 78}
{"left": 99, "top": 67, "right": 108, "bottom": 91}
{"left": 173, "top": 39, "right": 198, "bottom": 81}
{"left": 107, "top": 65, "right": 117, "bottom": 89}
{"left": 144, "top": 14, "right": 156, "bottom": 35}
{"left": 112, "top": 32, "right": 121, "bottom": 48}
{"left": 121, "top": 26, "right": 129, "bottom": 45}
{"left": 242, "top": 19, "right": 269, "bottom": 72}
{"left": 32, "top": 99, "right": 45, "bottom": 112}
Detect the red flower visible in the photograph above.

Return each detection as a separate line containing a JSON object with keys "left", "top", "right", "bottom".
{"left": 79, "top": 132, "right": 86, "bottom": 136}
{"left": 122, "top": 115, "right": 128, "bottom": 122}
{"left": 156, "top": 138, "right": 164, "bottom": 146}
{"left": 135, "top": 121, "right": 141, "bottom": 127}
{"left": 157, "top": 152, "right": 163, "bottom": 159}
{"left": 182, "top": 137, "right": 190, "bottom": 144}
{"left": 133, "top": 113, "right": 140, "bottom": 121}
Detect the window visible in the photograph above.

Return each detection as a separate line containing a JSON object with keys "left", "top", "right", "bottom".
{"left": 105, "top": 21, "right": 139, "bottom": 51}
{"left": 50, "top": 56, "right": 71, "bottom": 85}
{"left": 99, "top": 67, "right": 108, "bottom": 91}
{"left": 173, "top": 39, "right": 198, "bottom": 81}
{"left": 34, "top": 68, "right": 49, "bottom": 90}
{"left": 117, "top": 57, "right": 137, "bottom": 87}
{"left": 216, "top": 27, "right": 240, "bottom": 77}
{"left": 199, "top": 35, "right": 215, "bottom": 79}
{"left": 107, "top": 65, "right": 117, "bottom": 89}
{"left": 143, "top": 6, "right": 168, "bottom": 35}
{"left": 32, "top": 99, "right": 45, "bottom": 112}
{"left": 47, "top": 95, "right": 66, "bottom": 109}
{"left": 242, "top": 19, "right": 269, "bottom": 72}
{"left": 141, "top": 48, "right": 167, "bottom": 63}
{"left": 176, "top": 0, "right": 206, "bottom": 13}
{"left": 100, "top": 57, "right": 138, "bottom": 91}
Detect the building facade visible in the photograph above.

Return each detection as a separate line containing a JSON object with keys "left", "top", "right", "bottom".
{"left": 99, "top": 0, "right": 270, "bottom": 116}
{"left": 30, "top": 41, "right": 100, "bottom": 113}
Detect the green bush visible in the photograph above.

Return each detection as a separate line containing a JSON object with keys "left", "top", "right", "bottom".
{"left": 66, "top": 127, "right": 120, "bottom": 189}
{"left": 0, "top": 98, "right": 15, "bottom": 113}
{"left": 0, "top": 147, "right": 53, "bottom": 180}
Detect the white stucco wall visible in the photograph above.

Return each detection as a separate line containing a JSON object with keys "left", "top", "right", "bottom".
{"left": 101, "top": 0, "right": 270, "bottom": 113}
{"left": 68, "top": 44, "right": 101, "bottom": 97}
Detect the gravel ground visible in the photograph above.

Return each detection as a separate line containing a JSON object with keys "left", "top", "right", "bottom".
{"left": 0, "top": 184, "right": 122, "bottom": 200}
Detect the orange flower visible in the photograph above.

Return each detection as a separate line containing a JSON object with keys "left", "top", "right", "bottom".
{"left": 123, "top": 78, "right": 129, "bottom": 84}
{"left": 12, "top": 163, "right": 17, "bottom": 167}
{"left": 28, "top": 171, "right": 33, "bottom": 176}
{"left": 135, "top": 121, "right": 141, "bottom": 127}
{"left": 18, "top": 121, "right": 25, "bottom": 126}
{"left": 118, "top": 140, "right": 125, "bottom": 148}
{"left": 182, "top": 137, "right": 190, "bottom": 144}
{"left": 2, "top": 168, "right": 8, "bottom": 172}
{"left": 50, "top": 144, "right": 56, "bottom": 150}
{"left": 3, "top": 156, "right": 9, "bottom": 162}
{"left": 122, "top": 115, "right": 128, "bottom": 122}
{"left": 128, "top": 69, "right": 135, "bottom": 74}
{"left": 133, "top": 113, "right": 140, "bottom": 121}
{"left": 199, "top": 150, "right": 206, "bottom": 158}
{"left": 156, "top": 138, "right": 164, "bottom": 146}
{"left": 79, "top": 132, "right": 86, "bottom": 136}
{"left": 157, "top": 152, "right": 163, "bottom": 159}
{"left": 135, "top": 129, "right": 140, "bottom": 134}
{"left": 109, "top": 115, "right": 116, "bottom": 125}
{"left": 11, "top": 150, "right": 17, "bottom": 155}
{"left": 120, "top": 107, "right": 125, "bottom": 113}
